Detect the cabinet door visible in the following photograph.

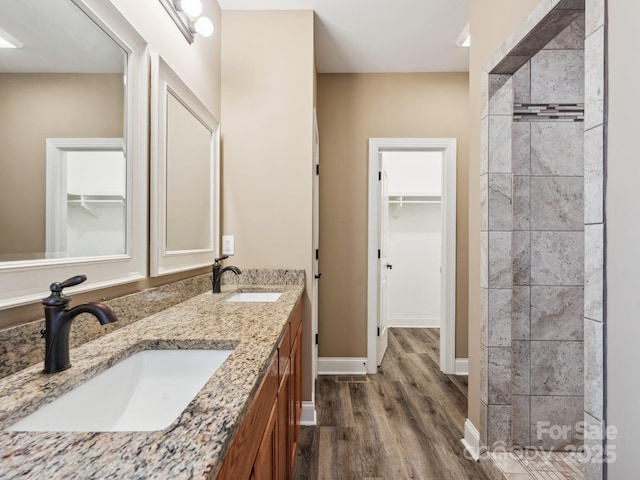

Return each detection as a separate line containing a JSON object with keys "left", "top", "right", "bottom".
{"left": 277, "top": 359, "right": 290, "bottom": 480}
{"left": 253, "top": 398, "right": 277, "bottom": 480}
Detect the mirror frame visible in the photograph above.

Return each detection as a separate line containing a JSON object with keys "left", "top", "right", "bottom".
{"left": 0, "top": 0, "right": 149, "bottom": 309}
{"left": 150, "top": 53, "right": 220, "bottom": 277}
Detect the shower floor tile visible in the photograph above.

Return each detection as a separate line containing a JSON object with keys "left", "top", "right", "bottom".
{"left": 489, "top": 451, "right": 584, "bottom": 480}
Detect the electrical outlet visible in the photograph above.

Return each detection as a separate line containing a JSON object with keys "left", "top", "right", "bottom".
{"left": 222, "top": 235, "right": 235, "bottom": 255}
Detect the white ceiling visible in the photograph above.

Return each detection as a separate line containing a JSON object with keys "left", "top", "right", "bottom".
{"left": 0, "top": 0, "right": 124, "bottom": 74}
{"left": 216, "top": 0, "right": 470, "bottom": 73}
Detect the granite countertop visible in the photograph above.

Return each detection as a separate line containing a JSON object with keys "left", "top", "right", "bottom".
{"left": 0, "top": 283, "right": 304, "bottom": 479}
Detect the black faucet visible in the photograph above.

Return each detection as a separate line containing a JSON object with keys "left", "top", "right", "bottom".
{"left": 41, "top": 275, "right": 118, "bottom": 374}
{"left": 211, "top": 255, "right": 241, "bottom": 293}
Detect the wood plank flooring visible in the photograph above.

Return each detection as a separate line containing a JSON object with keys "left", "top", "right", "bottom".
{"left": 293, "top": 328, "right": 488, "bottom": 480}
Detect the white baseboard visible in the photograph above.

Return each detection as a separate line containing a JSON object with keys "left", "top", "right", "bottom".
{"left": 318, "top": 357, "right": 368, "bottom": 375}
{"left": 300, "top": 401, "right": 317, "bottom": 426}
{"left": 461, "top": 419, "right": 481, "bottom": 461}
{"left": 455, "top": 358, "right": 469, "bottom": 375}
{"left": 390, "top": 316, "right": 440, "bottom": 328}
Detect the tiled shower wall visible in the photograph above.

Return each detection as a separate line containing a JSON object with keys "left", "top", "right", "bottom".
{"left": 510, "top": 21, "right": 586, "bottom": 449}
{"left": 480, "top": 7, "right": 589, "bottom": 453}
{"left": 480, "top": 0, "right": 606, "bottom": 478}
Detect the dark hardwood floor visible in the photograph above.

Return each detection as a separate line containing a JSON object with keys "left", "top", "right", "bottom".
{"left": 293, "top": 328, "right": 488, "bottom": 480}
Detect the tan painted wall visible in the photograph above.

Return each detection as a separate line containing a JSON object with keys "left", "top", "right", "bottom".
{"left": 0, "top": 73, "right": 124, "bottom": 258}
{"left": 467, "top": 0, "right": 541, "bottom": 428}
{"left": 221, "top": 10, "right": 315, "bottom": 400}
{"left": 316, "top": 73, "right": 469, "bottom": 358}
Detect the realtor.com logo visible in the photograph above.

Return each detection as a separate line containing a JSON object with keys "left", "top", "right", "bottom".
{"left": 467, "top": 421, "right": 618, "bottom": 464}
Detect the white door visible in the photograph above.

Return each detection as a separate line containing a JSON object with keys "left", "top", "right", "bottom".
{"left": 377, "top": 169, "right": 390, "bottom": 366}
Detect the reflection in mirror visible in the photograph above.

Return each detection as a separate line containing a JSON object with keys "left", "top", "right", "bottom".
{"left": 151, "top": 53, "right": 219, "bottom": 276}
{"left": 0, "top": 0, "right": 148, "bottom": 309}
{"left": 166, "top": 93, "right": 212, "bottom": 252}
{"left": 0, "top": 0, "right": 126, "bottom": 262}
{"left": 45, "top": 138, "right": 126, "bottom": 258}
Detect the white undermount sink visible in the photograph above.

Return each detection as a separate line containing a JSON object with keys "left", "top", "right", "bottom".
{"left": 5, "top": 349, "right": 233, "bottom": 432}
{"left": 225, "top": 292, "right": 282, "bottom": 302}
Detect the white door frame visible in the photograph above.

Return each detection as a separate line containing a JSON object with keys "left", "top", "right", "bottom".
{"left": 45, "top": 137, "right": 125, "bottom": 258}
{"left": 367, "top": 138, "right": 457, "bottom": 374}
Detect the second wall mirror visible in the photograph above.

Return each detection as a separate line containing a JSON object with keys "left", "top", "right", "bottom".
{"left": 150, "top": 53, "right": 220, "bottom": 276}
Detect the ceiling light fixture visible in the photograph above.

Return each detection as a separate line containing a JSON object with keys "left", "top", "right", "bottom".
{"left": 456, "top": 23, "right": 470, "bottom": 48}
{"left": 159, "top": 0, "right": 214, "bottom": 44}
{"left": 0, "top": 28, "right": 22, "bottom": 49}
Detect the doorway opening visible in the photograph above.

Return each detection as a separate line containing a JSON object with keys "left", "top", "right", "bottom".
{"left": 367, "top": 138, "right": 457, "bottom": 374}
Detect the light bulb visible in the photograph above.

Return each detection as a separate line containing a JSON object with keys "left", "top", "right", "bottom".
{"left": 177, "top": 0, "right": 202, "bottom": 17}
{"left": 194, "top": 17, "right": 214, "bottom": 37}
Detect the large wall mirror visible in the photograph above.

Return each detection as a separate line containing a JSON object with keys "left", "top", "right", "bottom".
{"left": 150, "top": 53, "right": 220, "bottom": 276}
{"left": 0, "top": 0, "right": 148, "bottom": 308}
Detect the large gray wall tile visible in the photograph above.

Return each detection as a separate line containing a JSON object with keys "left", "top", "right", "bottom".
{"left": 489, "top": 347, "right": 512, "bottom": 404}
{"left": 512, "top": 396, "right": 531, "bottom": 447}
{"left": 481, "top": 71, "right": 489, "bottom": 119}
{"left": 481, "top": 287, "right": 489, "bottom": 346}
{"left": 488, "top": 405, "right": 512, "bottom": 448}
{"left": 531, "top": 122, "right": 584, "bottom": 176}
{"left": 531, "top": 50, "right": 584, "bottom": 103}
{"left": 480, "top": 401, "right": 488, "bottom": 447}
{"left": 584, "top": 125, "right": 604, "bottom": 224}
{"left": 489, "top": 232, "right": 513, "bottom": 287}
{"left": 489, "top": 116, "right": 512, "bottom": 173}
{"left": 584, "top": 318, "right": 604, "bottom": 419}
{"left": 481, "top": 174, "right": 489, "bottom": 231}
{"left": 513, "top": 176, "right": 531, "bottom": 231}
{"left": 481, "top": 344, "right": 488, "bottom": 405}
{"left": 531, "top": 341, "right": 584, "bottom": 395}
{"left": 489, "top": 288, "right": 512, "bottom": 347}
{"left": 531, "top": 286, "right": 584, "bottom": 340}
{"left": 585, "top": 0, "right": 605, "bottom": 38}
{"left": 512, "top": 286, "right": 531, "bottom": 341}
{"left": 489, "top": 174, "right": 513, "bottom": 231}
{"left": 531, "top": 177, "right": 584, "bottom": 231}
{"left": 531, "top": 396, "right": 584, "bottom": 449}
{"left": 481, "top": 231, "right": 489, "bottom": 288}
{"left": 543, "top": 13, "right": 585, "bottom": 50}
{"left": 584, "top": 412, "right": 604, "bottom": 480}
{"left": 531, "top": 231, "right": 584, "bottom": 285}
{"left": 481, "top": 116, "right": 489, "bottom": 175}
{"left": 512, "top": 341, "right": 531, "bottom": 395}
{"left": 512, "top": 122, "right": 531, "bottom": 176}
{"left": 584, "top": 223, "right": 603, "bottom": 321}
{"left": 489, "top": 75, "right": 513, "bottom": 115}
{"left": 513, "top": 231, "right": 531, "bottom": 286}
{"left": 512, "top": 61, "right": 531, "bottom": 104}
{"left": 585, "top": 26, "right": 604, "bottom": 130}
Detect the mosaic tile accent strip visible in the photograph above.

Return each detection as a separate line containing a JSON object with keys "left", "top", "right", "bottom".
{"left": 513, "top": 103, "right": 584, "bottom": 122}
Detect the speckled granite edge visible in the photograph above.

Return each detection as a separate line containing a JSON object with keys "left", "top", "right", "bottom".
{"left": 0, "top": 278, "right": 305, "bottom": 480}
{"left": 0, "top": 274, "right": 212, "bottom": 379}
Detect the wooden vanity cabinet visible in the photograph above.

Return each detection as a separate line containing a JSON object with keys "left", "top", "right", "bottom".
{"left": 217, "top": 300, "right": 302, "bottom": 480}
